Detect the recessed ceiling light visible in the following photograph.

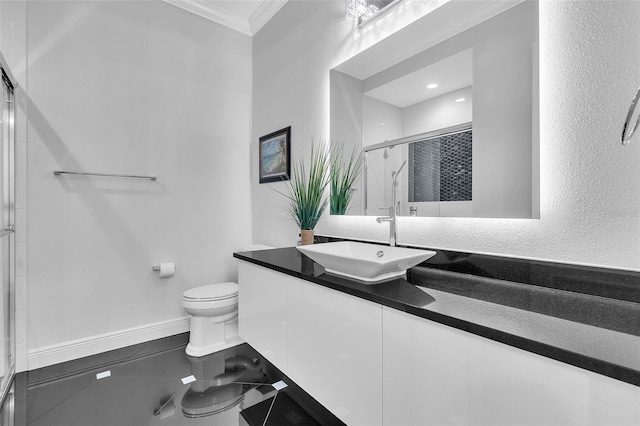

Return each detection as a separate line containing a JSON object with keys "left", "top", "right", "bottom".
{"left": 455, "top": 98, "right": 466, "bottom": 102}
{"left": 426, "top": 83, "right": 438, "bottom": 89}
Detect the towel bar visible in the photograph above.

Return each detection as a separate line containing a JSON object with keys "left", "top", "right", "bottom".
{"left": 54, "top": 171, "right": 157, "bottom": 181}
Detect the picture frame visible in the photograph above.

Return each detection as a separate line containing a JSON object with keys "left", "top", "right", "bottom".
{"left": 259, "top": 126, "right": 291, "bottom": 184}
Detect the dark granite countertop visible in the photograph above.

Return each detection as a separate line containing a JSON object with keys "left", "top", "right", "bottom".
{"left": 233, "top": 246, "right": 640, "bottom": 387}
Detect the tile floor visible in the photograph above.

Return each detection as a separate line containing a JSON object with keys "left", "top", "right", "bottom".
{"left": 6, "top": 334, "right": 344, "bottom": 426}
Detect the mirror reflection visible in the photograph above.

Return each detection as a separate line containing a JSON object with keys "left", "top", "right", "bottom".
{"left": 331, "top": 0, "right": 539, "bottom": 218}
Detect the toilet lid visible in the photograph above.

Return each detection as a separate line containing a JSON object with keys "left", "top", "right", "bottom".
{"left": 183, "top": 282, "right": 238, "bottom": 301}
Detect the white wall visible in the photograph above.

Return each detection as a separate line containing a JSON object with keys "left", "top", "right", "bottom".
{"left": 362, "top": 95, "right": 402, "bottom": 147}
{"left": 252, "top": 1, "right": 352, "bottom": 248}
{"left": 27, "top": 1, "right": 252, "bottom": 368}
{"left": 401, "top": 86, "right": 472, "bottom": 137}
{"left": 253, "top": 0, "right": 640, "bottom": 270}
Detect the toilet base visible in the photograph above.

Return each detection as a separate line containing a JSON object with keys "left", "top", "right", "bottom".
{"left": 186, "top": 336, "right": 244, "bottom": 357}
{"left": 186, "top": 314, "right": 244, "bottom": 357}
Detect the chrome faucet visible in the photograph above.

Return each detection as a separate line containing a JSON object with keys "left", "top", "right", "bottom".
{"left": 376, "top": 206, "right": 397, "bottom": 246}
{"left": 376, "top": 160, "right": 406, "bottom": 247}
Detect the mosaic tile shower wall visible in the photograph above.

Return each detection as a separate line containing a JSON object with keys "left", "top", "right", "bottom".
{"left": 408, "top": 130, "right": 472, "bottom": 202}
{"left": 408, "top": 139, "right": 441, "bottom": 202}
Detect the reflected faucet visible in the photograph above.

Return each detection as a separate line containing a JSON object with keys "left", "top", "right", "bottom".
{"left": 376, "top": 160, "right": 406, "bottom": 247}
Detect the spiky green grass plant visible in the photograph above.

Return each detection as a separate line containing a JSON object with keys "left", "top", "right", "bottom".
{"left": 281, "top": 143, "right": 330, "bottom": 230}
{"left": 330, "top": 143, "right": 364, "bottom": 215}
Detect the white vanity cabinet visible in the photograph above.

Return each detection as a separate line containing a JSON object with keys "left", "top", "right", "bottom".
{"left": 237, "top": 261, "right": 383, "bottom": 426}
{"left": 238, "top": 261, "right": 640, "bottom": 426}
{"left": 287, "top": 274, "right": 383, "bottom": 426}
{"left": 237, "top": 261, "right": 289, "bottom": 372}
{"left": 382, "top": 306, "right": 640, "bottom": 426}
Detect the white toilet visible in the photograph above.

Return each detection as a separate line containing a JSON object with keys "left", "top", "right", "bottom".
{"left": 182, "top": 282, "right": 244, "bottom": 357}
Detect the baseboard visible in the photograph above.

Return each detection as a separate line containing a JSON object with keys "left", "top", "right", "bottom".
{"left": 27, "top": 316, "right": 191, "bottom": 371}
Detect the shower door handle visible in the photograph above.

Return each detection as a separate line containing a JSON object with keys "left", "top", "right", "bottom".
{"left": 0, "top": 226, "right": 14, "bottom": 237}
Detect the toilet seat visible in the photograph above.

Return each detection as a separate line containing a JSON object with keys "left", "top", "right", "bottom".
{"left": 183, "top": 282, "right": 238, "bottom": 302}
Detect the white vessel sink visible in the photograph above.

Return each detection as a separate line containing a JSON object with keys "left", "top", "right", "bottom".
{"left": 296, "top": 241, "right": 436, "bottom": 283}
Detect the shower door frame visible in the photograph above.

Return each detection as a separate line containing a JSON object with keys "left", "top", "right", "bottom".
{"left": 0, "top": 52, "right": 16, "bottom": 410}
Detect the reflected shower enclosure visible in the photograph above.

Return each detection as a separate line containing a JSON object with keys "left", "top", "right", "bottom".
{"left": 408, "top": 130, "right": 472, "bottom": 207}
{"left": 365, "top": 126, "right": 473, "bottom": 217}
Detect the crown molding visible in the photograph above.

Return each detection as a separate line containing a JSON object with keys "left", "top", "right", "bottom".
{"left": 163, "top": 0, "right": 288, "bottom": 36}
{"left": 249, "top": 0, "right": 288, "bottom": 34}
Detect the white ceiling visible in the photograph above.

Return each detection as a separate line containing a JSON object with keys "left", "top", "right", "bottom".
{"left": 364, "top": 49, "right": 472, "bottom": 108}
{"left": 163, "top": 0, "right": 288, "bottom": 36}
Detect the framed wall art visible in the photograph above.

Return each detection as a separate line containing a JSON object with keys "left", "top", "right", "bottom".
{"left": 259, "top": 126, "right": 291, "bottom": 183}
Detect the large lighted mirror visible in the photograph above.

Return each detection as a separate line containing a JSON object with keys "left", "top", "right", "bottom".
{"left": 330, "top": 0, "right": 539, "bottom": 218}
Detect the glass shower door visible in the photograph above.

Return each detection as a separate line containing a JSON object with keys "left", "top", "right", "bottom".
{"left": 0, "top": 66, "right": 15, "bottom": 408}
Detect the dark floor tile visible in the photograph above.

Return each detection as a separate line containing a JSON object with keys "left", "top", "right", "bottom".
{"left": 241, "top": 392, "right": 322, "bottom": 426}
{"left": 17, "top": 338, "right": 344, "bottom": 426}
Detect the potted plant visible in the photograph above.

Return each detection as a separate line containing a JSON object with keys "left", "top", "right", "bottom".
{"left": 330, "top": 143, "right": 364, "bottom": 215}
{"left": 281, "top": 143, "right": 330, "bottom": 245}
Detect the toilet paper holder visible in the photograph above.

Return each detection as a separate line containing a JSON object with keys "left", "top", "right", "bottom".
{"left": 152, "top": 262, "right": 176, "bottom": 278}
